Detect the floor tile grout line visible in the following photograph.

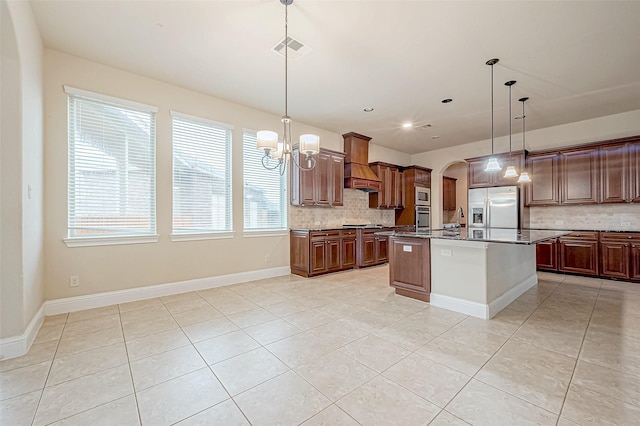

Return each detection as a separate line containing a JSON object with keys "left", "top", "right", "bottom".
{"left": 118, "top": 305, "right": 144, "bottom": 426}
{"left": 29, "top": 313, "right": 68, "bottom": 426}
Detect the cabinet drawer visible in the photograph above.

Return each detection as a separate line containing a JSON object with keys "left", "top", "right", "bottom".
{"left": 341, "top": 230, "right": 357, "bottom": 237}
{"left": 562, "top": 231, "right": 598, "bottom": 240}
{"left": 600, "top": 232, "right": 640, "bottom": 242}
{"left": 310, "top": 230, "right": 341, "bottom": 239}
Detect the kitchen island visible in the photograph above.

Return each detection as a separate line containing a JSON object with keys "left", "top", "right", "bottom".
{"left": 385, "top": 228, "right": 569, "bottom": 319}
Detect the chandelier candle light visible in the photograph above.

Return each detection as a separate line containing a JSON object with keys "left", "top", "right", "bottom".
{"left": 257, "top": 0, "right": 319, "bottom": 174}
{"left": 503, "top": 80, "right": 518, "bottom": 178}
{"left": 517, "top": 97, "right": 531, "bottom": 183}
{"left": 485, "top": 58, "right": 502, "bottom": 172}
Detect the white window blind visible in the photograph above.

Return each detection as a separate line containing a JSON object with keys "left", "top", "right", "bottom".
{"left": 66, "top": 88, "right": 156, "bottom": 238}
{"left": 172, "top": 112, "right": 232, "bottom": 234}
{"left": 243, "top": 131, "right": 287, "bottom": 231}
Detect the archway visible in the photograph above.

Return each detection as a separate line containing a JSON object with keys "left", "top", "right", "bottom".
{"left": 440, "top": 161, "right": 468, "bottom": 227}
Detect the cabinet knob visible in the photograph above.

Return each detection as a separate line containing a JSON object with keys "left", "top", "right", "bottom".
{"left": 629, "top": 236, "right": 633, "bottom": 239}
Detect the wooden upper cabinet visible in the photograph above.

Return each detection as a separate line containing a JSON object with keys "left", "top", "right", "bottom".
{"left": 560, "top": 147, "right": 599, "bottom": 204}
{"left": 442, "top": 177, "right": 457, "bottom": 211}
{"left": 467, "top": 158, "right": 494, "bottom": 188}
{"left": 290, "top": 147, "right": 345, "bottom": 207}
{"left": 331, "top": 154, "right": 345, "bottom": 206}
{"left": 629, "top": 140, "right": 640, "bottom": 203}
{"left": 369, "top": 162, "right": 403, "bottom": 209}
{"left": 414, "top": 168, "right": 431, "bottom": 187}
{"left": 527, "top": 152, "right": 560, "bottom": 206}
{"left": 467, "top": 153, "right": 523, "bottom": 188}
{"left": 600, "top": 143, "right": 627, "bottom": 203}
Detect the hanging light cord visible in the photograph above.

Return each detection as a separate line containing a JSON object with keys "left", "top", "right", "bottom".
{"left": 284, "top": 2, "right": 288, "bottom": 118}
{"left": 508, "top": 83, "right": 512, "bottom": 158}
{"left": 491, "top": 63, "right": 494, "bottom": 155}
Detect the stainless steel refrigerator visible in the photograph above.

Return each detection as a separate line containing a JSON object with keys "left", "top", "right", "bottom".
{"left": 468, "top": 186, "right": 519, "bottom": 229}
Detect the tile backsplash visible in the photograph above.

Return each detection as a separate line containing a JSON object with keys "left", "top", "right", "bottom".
{"left": 289, "top": 189, "right": 395, "bottom": 228}
{"left": 529, "top": 204, "right": 640, "bottom": 231}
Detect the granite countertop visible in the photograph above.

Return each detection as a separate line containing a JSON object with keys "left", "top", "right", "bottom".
{"left": 290, "top": 225, "right": 410, "bottom": 232}
{"left": 380, "top": 228, "right": 572, "bottom": 245}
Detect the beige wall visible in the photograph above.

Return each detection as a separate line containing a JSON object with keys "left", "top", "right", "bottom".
{"left": 413, "top": 109, "right": 640, "bottom": 229}
{"left": 0, "top": 0, "right": 44, "bottom": 339}
{"left": 43, "top": 49, "right": 346, "bottom": 300}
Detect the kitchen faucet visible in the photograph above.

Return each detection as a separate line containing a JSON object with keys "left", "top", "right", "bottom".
{"left": 455, "top": 206, "right": 464, "bottom": 230}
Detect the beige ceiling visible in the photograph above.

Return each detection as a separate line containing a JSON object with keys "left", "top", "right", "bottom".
{"left": 30, "top": 0, "right": 640, "bottom": 154}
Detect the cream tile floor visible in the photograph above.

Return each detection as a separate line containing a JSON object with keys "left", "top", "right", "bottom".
{"left": 2, "top": 266, "right": 640, "bottom": 425}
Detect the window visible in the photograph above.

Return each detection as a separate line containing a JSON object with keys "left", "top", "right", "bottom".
{"left": 243, "top": 130, "right": 287, "bottom": 232}
{"left": 172, "top": 112, "right": 232, "bottom": 237}
{"left": 65, "top": 86, "right": 157, "bottom": 242}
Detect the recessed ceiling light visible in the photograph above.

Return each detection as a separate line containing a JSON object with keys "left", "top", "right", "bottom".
{"left": 363, "top": 107, "right": 374, "bottom": 112}
{"left": 402, "top": 123, "right": 413, "bottom": 128}
{"left": 441, "top": 98, "right": 453, "bottom": 103}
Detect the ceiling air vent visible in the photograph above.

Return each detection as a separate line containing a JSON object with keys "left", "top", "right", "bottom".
{"left": 272, "top": 36, "right": 311, "bottom": 59}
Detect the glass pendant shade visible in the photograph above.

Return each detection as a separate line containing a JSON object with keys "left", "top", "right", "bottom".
{"left": 257, "top": 130, "right": 278, "bottom": 152}
{"left": 517, "top": 171, "right": 531, "bottom": 183}
{"left": 299, "top": 134, "right": 320, "bottom": 155}
{"left": 270, "top": 142, "right": 285, "bottom": 160}
{"left": 485, "top": 157, "right": 502, "bottom": 172}
{"left": 503, "top": 166, "right": 518, "bottom": 178}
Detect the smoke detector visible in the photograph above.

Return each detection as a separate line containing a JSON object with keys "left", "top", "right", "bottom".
{"left": 272, "top": 36, "right": 311, "bottom": 59}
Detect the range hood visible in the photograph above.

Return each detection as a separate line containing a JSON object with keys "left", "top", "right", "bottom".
{"left": 343, "top": 132, "right": 382, "bottom": 192}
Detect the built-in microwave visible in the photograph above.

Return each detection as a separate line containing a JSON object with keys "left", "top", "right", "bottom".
{"left": 415, "top": 187, "right": 431, "bottom": 206}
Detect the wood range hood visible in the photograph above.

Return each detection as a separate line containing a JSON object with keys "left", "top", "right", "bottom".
{"left": 343, "top": 132, "right": 382, "bottom": 192}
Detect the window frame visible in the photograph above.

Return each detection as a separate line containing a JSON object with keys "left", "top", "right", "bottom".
{"left": 63, "top": 86, "right": 159, "bottom": 247}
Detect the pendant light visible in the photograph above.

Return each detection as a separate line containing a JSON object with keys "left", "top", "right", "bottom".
{"left": 517, "top": 97, "right": 531, "bottom": 183}
{"left": 503, "top": 80, "right": 518, "bottom": 178}
{"left": 484, "top": 58, "right": 502, "bottom": 172}
{"left": 257, "top": 0, "right": 320, "bottom": 175}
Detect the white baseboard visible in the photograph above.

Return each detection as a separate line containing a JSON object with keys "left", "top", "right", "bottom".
{"left": 0, "top": 304, "right": 45, "bottom": 361}
{"left": 430, "top": 293, "right": 489, "bottom": 319}
{"left": 1, "top": 266, "right": 289, "bottom": 360}
{"left": 488, "top": 273, "right": 538, "bottom": 318}
{"left": 430, "top": 273, "right": 539, "bottom": 320}
{"left": 45, "top": 266, "right": 290, "bottom": 316}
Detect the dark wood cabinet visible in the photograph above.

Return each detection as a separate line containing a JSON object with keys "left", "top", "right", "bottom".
{"left": 629, "top": 141, "right": 640, "bottom": 203}
{"left": 600, "top": 143, "right": 627, "bottom": 203}
{"left": 599, "top": 232, "right": 640, "bottom": 281}
{"left": 536, "top": 238, "right": 558, "bottom": 271}
{"left": 369, "top": 162, "right": 404, "bottom": 209}
{"left": 560, "top": 147, "right": 599, "bottom": 204}
{"left": 526, "top": 152, "right": 560, "bottom": 206}
{"left": 290, "top": 230, "right": 356, "bottom": 277}
{"left": 389, "top": 236, "right": 431, "bottom": 302}
{"left": 558, "top": 232, "right": 599, "bottom": 276}
{"left": 341, "top": 230, "right": 357, "bottom": 269}
{"left": 467, "top": 152, "right": 524, "bottom": 189}
{"left": 290, "top": 147, "right": 345, "bottom": 207}
{"left": 442, "top": 177, "right": 457, "bottom": 211}
{"left": 357, "top": 228, "right": 389, "bottom": 268}
{"left": 396, "top": 166, "right": 432, "bottom": 227}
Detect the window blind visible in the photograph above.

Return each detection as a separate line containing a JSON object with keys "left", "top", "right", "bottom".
{"left": 67, "top": 89, "right": 156, "bottom": 238}
{"left": 243, "top": 131, "right": 287, "bottom": 231}
{"left": 172, "top": 112, "right": 232, "bottom": 234}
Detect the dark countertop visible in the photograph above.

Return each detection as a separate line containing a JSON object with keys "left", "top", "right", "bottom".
{"left": 379, "top": 228, "right": 572, "bottom": 245}
{"left": 290, "top": 225, "right": 412, "bottom": 232}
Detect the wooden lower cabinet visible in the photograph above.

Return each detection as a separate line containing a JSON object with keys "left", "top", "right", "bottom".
{"left": 290, "top": 230, "right": 356, "bottom": 277}
{"left": 600, "top": 241, "right": 630, "bottom": 279}
{"left": 631, "top": 243, "right": 640, "bottom": 281}
{"left": 558, "top": 233, "right": 599, "bottom": 276}
{"left": 357, "top": 229, "right": 389, "bottom": 268}
{"left": 536, "top": 238, "right": 558, "bottom": 271}
{"left": 389, "top": 236, "right": 430, "bottom": 301}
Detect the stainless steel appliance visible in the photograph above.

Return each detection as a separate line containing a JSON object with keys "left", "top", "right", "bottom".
{"left": 468, "top": 186, "right": 519, "bottom": 229}
{"left": 416, "top": 206, "right": 431, "bottom": 231}
{"left": 415, "top": 187, "right": 431, "bottom": 206}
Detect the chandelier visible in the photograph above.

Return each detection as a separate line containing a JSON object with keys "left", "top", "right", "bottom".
{"left": 256, "top": 0, "right": 319, "bottom": 175}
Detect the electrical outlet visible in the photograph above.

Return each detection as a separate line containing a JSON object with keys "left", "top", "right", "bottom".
{"left": 621, "top": 221, "right": 631, "bottom": 227}
{"left": 264, "top": 254, "right": 270, "bottom": 263}
{"left": 440, "top": 249, "right": 452, "bottom": 257}
{"left": 69, "top": 275, "right": 80, "bottom": 287}
{"left": 555, "top": 220, "right": 563, "bottom": 225}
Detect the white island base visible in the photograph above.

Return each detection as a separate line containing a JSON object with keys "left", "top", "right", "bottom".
{"left": 429, "top": 238, "right": 538, "bottom": 319}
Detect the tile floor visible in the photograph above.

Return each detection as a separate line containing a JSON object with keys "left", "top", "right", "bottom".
{"left": 1, "top": 266, "right": 640, "bottom": 425}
